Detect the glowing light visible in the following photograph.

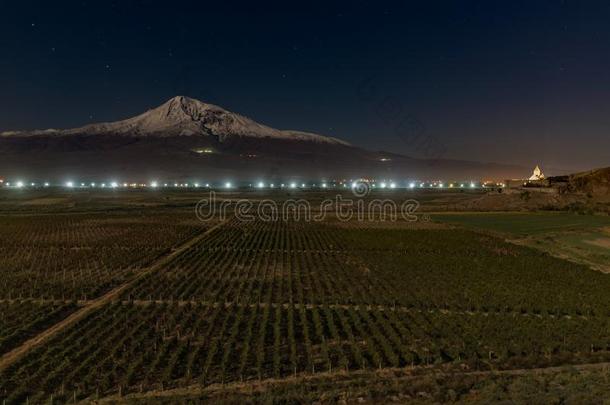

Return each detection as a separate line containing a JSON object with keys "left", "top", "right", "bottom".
{"left": 321, "top": 183, "right": 327, "bottom": 188}
{"left": 439, "top": 183, "right": 444, "bottom": 188}
{"left": 110, "top": 182, "right": 118, "bottom": 188}
{"left": 16, "top": 181, "right": 24, "bottom": 188}
{"left": 290, "top": 183, "right": 296, "bottom": 189}
{"left": 91, "top": 182, "right": 96, "bottom": 187}
{"left": 80, "top": 183, "right": 85, "bottom": 187}
{"left": 390, "top": 182, "right": 396, "bottom": 189}
{"left": 101, "top": 183, "right": 106, "bottom": 188}
{"left": 409, "top": 182, "right": 415, "bottom": 189}
{"left": 460, "top": 183, "right": 464, "bottom": 188}
{"left": 380, "top": 182, "right": 387, "bottom": 189}
{"left": 150, "top": 182, "right": 158, "bottom": 188}
{"left": 44, "top": 182, "right": 50, "bottom": 187}
{"left": 301, "top": 183, "right": 306, "bottom": 188}
{"left": 225, "top": 182, "right": 232, "bottom": 189}
{"left": 205, "top": 183, "right": 209, "bottom": 187}
{"left": 257, "top": 182, "right": 265, "bottom": 188}
{"left": 194, "top": 183, "right": 199, "bottom": 188}
{"left": 66, "top": 181, "right": 74, "bottom": 188}
{"left": 470, "top": 182, "right": 476, "bottom": 188}
{"left": 270, "top": 183, "right": 275, "bottom": 188}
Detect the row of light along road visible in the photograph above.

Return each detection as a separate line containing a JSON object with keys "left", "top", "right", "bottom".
{"left": 0, "top": 180, "right": 490, "bottom": 190}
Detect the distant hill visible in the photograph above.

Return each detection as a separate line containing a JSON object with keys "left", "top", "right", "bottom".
{"left": 561, "top": 167, "right": 610, "bottom": 196}
{"left": 0, "top": 96, "right": 528, "bottom": 181}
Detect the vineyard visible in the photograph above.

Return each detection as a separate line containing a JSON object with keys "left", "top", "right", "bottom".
{"left": 0, "top": 212, "right": 203, "bottom": 300}
{"left": 1, "top": 211, "right": 610, "bottom": 403}
{"left": 0, "top": 301, "right": 77, "bottom": 356}
{"left": 2, "top": 299, "right": 610, "bottom": 403}
{"left": 123, "top": 219, "right": 610, "bottom": 315}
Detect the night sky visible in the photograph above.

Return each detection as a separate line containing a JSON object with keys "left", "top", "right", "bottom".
{"left": 1, "top": 1, "right": 609, "bottom": 172}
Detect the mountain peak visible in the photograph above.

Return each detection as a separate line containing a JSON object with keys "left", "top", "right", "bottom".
{"left": 163, "top": 95, "right": 222, "bottom": 112}
{"left": 156, "top": 96, "right": 228, "bottom": 124}
{"left": 2, "top": 96, "right": 350, "bottom": 145}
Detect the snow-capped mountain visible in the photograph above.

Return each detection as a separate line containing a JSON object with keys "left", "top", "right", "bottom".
{"left": 0, "top": 96, "right": 528, "bottom": 181}
{"left": 2, "top": 96, "right": 349, "bottom": 145}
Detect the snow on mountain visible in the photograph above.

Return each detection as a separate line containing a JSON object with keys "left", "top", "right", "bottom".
{"left": 1, "top": 129, "right": 60, "bottom": 137}
{"left": 1, "top": 96, "right": 349, "bottom": 145}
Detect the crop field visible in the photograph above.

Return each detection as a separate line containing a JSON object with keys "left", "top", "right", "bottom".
{"left": 0, "top": 212, "right": 204, "bottom": 300}
{"left": 1, "top": 205, "right": 610, "bottom": 403}
{"left": 3, "top": 300, "right": 610, "bottom": 403}
{"left": 0, "top": 301, "right": 77, "bottom": 356}
{"left": 122, "top": 219, "right": 610, "bottom": 314}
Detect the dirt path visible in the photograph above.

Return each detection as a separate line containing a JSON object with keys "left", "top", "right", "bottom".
{"left": 92, "top": 360, "right": 610, "bottom": 403}
{"left": 0, "top": 220, "right": 228, "bottom": 372}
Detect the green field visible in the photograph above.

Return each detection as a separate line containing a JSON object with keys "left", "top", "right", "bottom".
{"left": 433, "top": 212, "right": 610, "bottom": 272}
{"left": 433, "top": 212, "right": 610, "bottom": 236}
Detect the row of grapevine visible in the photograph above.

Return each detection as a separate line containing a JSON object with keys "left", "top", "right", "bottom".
{"left": 0, "top": 300, "right": 77, "bottom": 355}
{"left": 122, "top": 218, "right": 610, "bottom": 316}
{"left": 1, "top": 300, "right": 609, "bottom": 403}
{"left": 0, "top": 211, "right": 204, "bottom": 300}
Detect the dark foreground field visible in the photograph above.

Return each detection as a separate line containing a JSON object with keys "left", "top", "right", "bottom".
{"left": 0, "top": 189, "right": 609, "bottom": 404}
